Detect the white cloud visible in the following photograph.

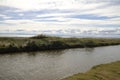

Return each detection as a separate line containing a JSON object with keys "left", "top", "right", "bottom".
{"left": 18, "top": 13, "right": 24, "bottom": 16}
{"left": 0, "top": 0, "right": 120, "bottom": 37}
{"left": 4, "top": 20, "right": 34, "bottom": 24}
{"left": 84, "top": 5, "right": 120, "bottom": 17}
{"left": 0, "top": 14, "right": 11, "bottom": 19}
{"left": 0, "top": 27, "right": 120, "bottom": 38}
{"left": 0, "top": 16, "right": 119, "bottom": 31}
{"left": 0, "top": 0, "right": 120, "bottom": 18}
{"left": 0, "top": 0, "right": 117, "bottom": 11}
{"left": 36, "top": 13, "right": 73, "bottom": 18}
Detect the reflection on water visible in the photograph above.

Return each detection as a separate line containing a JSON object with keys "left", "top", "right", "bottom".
{"left": 0, "top": 45, "right": 120, "bottom": 80}
{"left": 85, "top": 48, "right": 94, "bottom": 52}
{"left": 27, "top": 50, "right": 65, "bottom": 59}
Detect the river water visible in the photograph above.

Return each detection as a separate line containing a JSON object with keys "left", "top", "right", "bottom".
{"left": 0, "top": 45, "right": 120, "bottom": 80}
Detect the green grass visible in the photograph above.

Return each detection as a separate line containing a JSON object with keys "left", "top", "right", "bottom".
{"left": 62, "top": 61, "right": 120, "bottom": 80}
{"left": 0, "top": 35, "right": 120, "bottom": 53}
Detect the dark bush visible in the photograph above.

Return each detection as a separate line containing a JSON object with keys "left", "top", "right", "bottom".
{"left": 48, "top": 40, "right": 68, "bottom": 49}
{"left": 31, "top": 34, "right": 48, "bottom": 39}
{"left": 23, "top": 41, "right": 39, "bottom": 51}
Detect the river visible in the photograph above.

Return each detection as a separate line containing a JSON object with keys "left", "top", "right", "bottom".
{"left": 0, "top": 45, "right": 120, "bottom": 80}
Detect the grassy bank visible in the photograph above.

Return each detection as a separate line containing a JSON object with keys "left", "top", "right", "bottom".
{"left": 62, "top": 61, "right": 120, "bottom": 80}
{"left": 0, "top": 34, "right": 120, "bottom": 53}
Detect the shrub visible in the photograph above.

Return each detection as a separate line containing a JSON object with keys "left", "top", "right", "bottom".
{"left": 48, "top": 40, "right": 68, "bottom": 49}
{"left": 31, "top": 34, "right": 48, "bottom": 39}
{"left": 83, "top": 40, "right": 97, "bottom": 47}
{"left": 23, "top": 41, "right": 39, "bottom": 51}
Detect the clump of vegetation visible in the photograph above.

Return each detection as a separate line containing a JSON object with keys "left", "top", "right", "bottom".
{"left": 62, "top": 61, "right": 120, "bottom": 80}
{"left": 31, "top": 34, "right": 49, "bottom": 39}
{"left": 0, "top": 42, "right": 20, "bottom": 53}
{"left": 0, "top": 34, "right": 120, "bottom": 53}
{"left": 48, "top": 40, "right": 68, "bottom": 49}
{"left": 22, "top": 40, "right": 39, "bottom": 51}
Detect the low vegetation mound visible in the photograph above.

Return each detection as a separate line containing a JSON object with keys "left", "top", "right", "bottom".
{"left": 0, "top": 35, "right": 120, "bottom": 53}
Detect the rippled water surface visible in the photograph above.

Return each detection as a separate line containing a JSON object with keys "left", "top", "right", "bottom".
{"left": 0, "top": 45, "right": 120, "bottom": 80}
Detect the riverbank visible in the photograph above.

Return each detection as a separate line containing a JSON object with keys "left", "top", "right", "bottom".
{"left": 0, "top": 35, "right": 120, "bottom": 53}
{"left": 62, "top": 61, "right": 120, "bottom": 80}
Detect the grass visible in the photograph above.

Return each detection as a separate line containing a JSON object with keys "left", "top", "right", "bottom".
{"left": 62, "top": 61, "right": 120, "bottom": 80}
{"left": 0, "top": 34, "right": 120, "bottom": 53}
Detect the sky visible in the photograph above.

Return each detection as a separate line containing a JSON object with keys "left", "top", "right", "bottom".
{"left": 0, "top": 0, "right": 120, "bottom": 37}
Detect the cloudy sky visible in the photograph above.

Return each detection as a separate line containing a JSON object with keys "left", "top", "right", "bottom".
{"left": 0, "top": 0, "right": 120, "bottom": 37}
